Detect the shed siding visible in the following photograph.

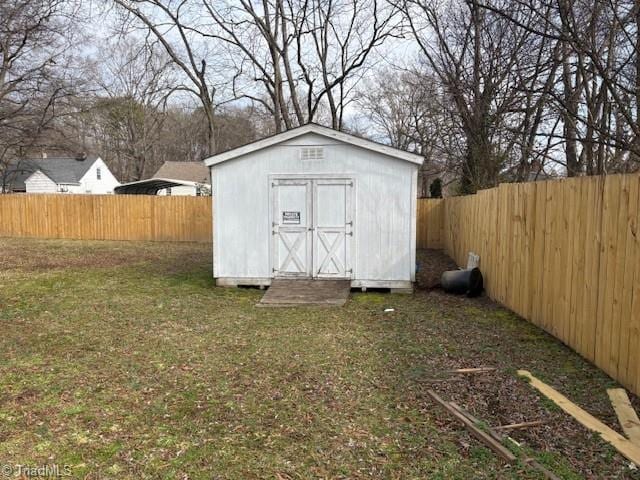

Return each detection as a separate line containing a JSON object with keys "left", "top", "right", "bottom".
{"left": 25, "top": 171, "right": 58, "bottom": 193}
{"left": 213, "top": 132, "right": 417, "bottom": 282}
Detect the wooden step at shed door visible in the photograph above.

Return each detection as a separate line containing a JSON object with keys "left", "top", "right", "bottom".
{"left": 258, "top": 279, "right": 351, "bottom": 307}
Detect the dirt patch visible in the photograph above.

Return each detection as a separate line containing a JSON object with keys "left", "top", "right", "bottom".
{"left": 416, "top": 248, "right": 459, "bottom": 289}
{"left": 419, "top": 358, "right": 627, "bottom": 479}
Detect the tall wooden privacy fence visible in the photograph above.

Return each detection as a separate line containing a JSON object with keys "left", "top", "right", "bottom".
{"left": 417, "top": 198, "right": 444, "bottom": 249}
{"left": 440, "top": 174, "right": 640, "bottom": 396}
{"left": 0, "top": 194, "right": 212, "bottom": 242}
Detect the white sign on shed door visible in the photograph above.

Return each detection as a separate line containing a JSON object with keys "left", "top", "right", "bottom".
{"left": 313, "top": 180, "right": 352, "bottom": 278}
{"left": 272, "top": 180, "right": 312, "bottom": 277}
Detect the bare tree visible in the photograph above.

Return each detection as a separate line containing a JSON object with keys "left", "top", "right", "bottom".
{"left": 357, "top": 67, "right": 457, "bottom": 196}
{"left": 80, "top": 40, "right": 176, "bottom": 181}
{"left": 112, "top": 0, "right": 225, "bottom": 155}
{"left": 402, "top": 0, "right": 559, "bottom": 192}
{"left": 287, "top": 0, "right": 402, "bottom": 129}
{"left": 472, "top": 0, "right": 640, "bottom": 175}
{"left": 0, "top": 0, "right": 84, "bottom": 191}
{"left": 112, "top": 0, "right": 400, "bottom": 135}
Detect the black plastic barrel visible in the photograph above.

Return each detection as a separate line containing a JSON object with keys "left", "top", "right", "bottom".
{"left": 441, "top": 268, "right": 483, "bottom": 297}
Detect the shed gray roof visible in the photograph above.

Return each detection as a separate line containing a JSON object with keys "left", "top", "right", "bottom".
{"left": 153, "top": 161, "right": 209, "bottom": 184}
{"left": 5, "top": 156, "right": 99, "bottom": 190}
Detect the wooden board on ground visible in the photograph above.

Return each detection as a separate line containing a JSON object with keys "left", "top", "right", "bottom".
{"left": 495, "top": 420, "right": 546, "bottom": 431}
{"left": 451, "top": 367, "right": 496, "bottom": 374}
{"left": 258, "top": 279, "right": 351, "bottom": 307}
{"left": 608, "top": 388, "right": 640, "bottom": 445}
{"left": 518, "top": 370, "right": 640, "bottom": 465}
{"left": 427, "top": 390, "right": 517, "bottom": 463}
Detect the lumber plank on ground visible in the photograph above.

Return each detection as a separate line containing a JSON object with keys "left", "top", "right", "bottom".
{"left": 495, "top": 420, "right": 546, "bottom": 431}
{"left": 427, "top": 390, "right": 516, "bottom": 462}
{"left": 608, "top": 388, "right": 640, "bottom": 445}
{"left": 451, "top": 367, "right": 496, "bottom": 374}
{"left": 518, "top": 370, "right": 640, "bottom": 465}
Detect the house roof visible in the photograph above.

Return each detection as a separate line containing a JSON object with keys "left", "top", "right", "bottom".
{"left": 203, "top": 123, "right": 424, "bottom": 167}
{"left": 153, "top": 161, "right": 209, "bottom": 183}
{"left": 5, "top": 156, "right": 100, "bottom": 190}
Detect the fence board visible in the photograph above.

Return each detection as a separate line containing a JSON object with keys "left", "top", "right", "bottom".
{"left": 621, "top": 176, "right": 640, "bottom": 390}
{"left": 530, "top": 181, "right": 546, "bottom": 329}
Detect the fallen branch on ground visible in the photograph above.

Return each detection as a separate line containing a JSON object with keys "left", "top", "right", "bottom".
{"left": 495, "top": 420, "right": 546, "bottom": 431}
{"left": 427, "top": 389, "right": 516, "bottom": 462}
{"left": 451, "top": 367, "right": 496, "bottom": 374}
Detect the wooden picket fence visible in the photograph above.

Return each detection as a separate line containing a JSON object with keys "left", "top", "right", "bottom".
{"left": 416, "top": 198, "right": 444, "bottom": 248}
{"left": 0, "top": 194, "right": 212, "bottom": 242}
{"left": 439, "top": 174, "right": 640, "bottom": 396}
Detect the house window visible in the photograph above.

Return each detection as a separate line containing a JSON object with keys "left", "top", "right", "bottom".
{"left": 96, "top": 167, "right": 102, "bottom": 180}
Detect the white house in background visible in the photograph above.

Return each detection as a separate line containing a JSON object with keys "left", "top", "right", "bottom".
{"left": 204, "top": 123, "right": 423, "bottom": 292}
{"left": 4, "top": 155, "right": 120, "bottom": 194}
{"left": 114, "top": 161, "right": 210, "bottom": 196}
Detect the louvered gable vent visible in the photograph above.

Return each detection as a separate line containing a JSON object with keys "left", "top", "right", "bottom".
{"left": 300, "top": 147, "right": 324, "bottom": 161}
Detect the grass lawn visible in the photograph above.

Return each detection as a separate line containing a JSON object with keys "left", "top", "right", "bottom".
{"left": 0, "top": 238, "right": 638, "bottom": 479}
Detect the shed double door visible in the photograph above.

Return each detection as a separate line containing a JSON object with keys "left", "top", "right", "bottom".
{"left": 271, "top": 178, "right": 353, "bottom": 279}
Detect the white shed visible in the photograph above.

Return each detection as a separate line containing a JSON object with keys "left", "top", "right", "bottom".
{"left": 204, "top": 124, "right": 424, "bottom": 292}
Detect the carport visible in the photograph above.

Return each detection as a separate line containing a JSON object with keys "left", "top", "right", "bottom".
{"left": 114, "top": 178, "right": 201, "bottom": 195}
